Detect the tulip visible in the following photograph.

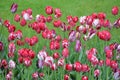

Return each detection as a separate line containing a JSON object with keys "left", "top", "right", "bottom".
{"left": 37, "top": 59, "right": 44, "bottom": 68}
{"left": 64, "top": 74, "right": 70, "bottom": 80}
{"left": 69, "top": 30, "right": 76, "bottom": 42}
{"left": 32, "top": 72, "right": 38, "bottom": 80}
{"left": 94, "top": 69, "right": 100, "bottom": 77}
{"left": 62, "top": 48, "right": 69, "bottom": 58}
{"left": 8, "top": 24, "right": 16, "bottom": 33}
{"left": 0, "top": 41, "right": 4, "bottom": 51}
{"left": 3, "top": 20, "right": 10, "bottom": 28}
{"left": 14, "top": 14, "right": 20, "bottom": 22}
{"left": 54, "top": 8, "right": 62, "bottom": 18}
{"left": 110, "top": 60, "right": 118, "bottom": 70}
{"left": 10, "top": 3, "right": 18, "bottom": 13}
{"left": 53, "top": 20, "right": 62, "bottom": 28}
{"left": 97, "top": 30, "right": 111, "bottom": 41}
{"left": 98, "top": 12, "right": 106, "bottom": 19}
{"left": 81, "top": 76, "right": 88, "bottom": 80}
{"left": 20, "top": 18, "right": 27, "bottom": 26}
{"left": 8, "top": 42, "right": 16, "bottom": 54}
{"left": 23, "top": 58, "right": 32, "bottom": 67}
{"left": 53, "top": 52, "right": 59, "bottom": 59}
{"left": 73, "top": 61, "right": 82, "bottom": 72}
{"left": 82, "top": 64, "right": 90, "bottom": 72}
{"left": 62, "top": 39, "right": 69, "bottom": 48}
{"left": 45, "top": 6, "right": 53, "bottom": 15}
{"left": 57, "top": 58, "right": 64, "bottom": 66}
{"left": 112, "top": 6, "right": 119, "bottom": 15}
{"left": 72, "top": 16, "right": 78, "bottom": 23}
{"left": 65, "top": 64, "right": 73, "bottom": 71}
{"left": 8, "top": 60, "right": 16, "bottom": 69}
{"left": 26, "top": 8, "right": 32, "bottom": 15}
{"left": 75, "top": 40, "right": 82, "bottom": 52}
{"left": 79, "top": 16, "right": 86, "bottom": 25}
{"left": 44, "top": 56, "right": 54, "bottom": 67}
{"left": 51, "top": 63, "right": 57, "bottom": 70}
{"left": 106, "top": 50, "right": 113, "bottom": 59}
{"left": 46, "top": 16, "right": 53, "bottom": 22}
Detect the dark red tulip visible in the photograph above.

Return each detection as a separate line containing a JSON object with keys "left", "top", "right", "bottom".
{"left": 14, "top": 14, "right": 20, "bottom": 22}
{"left": 65, "top": 64, "right": 73, "bottom": 71}
{"left": 112, "top": 6, "right": 119, "bottom": 15}
{"left": 10, "top": 3, "right": 18, "bottom": 13}
{"left": 20, "top": 18, "right": 27, "bottom": 26}
{"left": 64, "top": 74, "right": 69, "bottom": 80}
{"left": 97, "top": 30, "right": 111, "bottom": 41}
{"left": 0, "top": 41, "right": 4, "bottom": 51}
{"left": 45, "top": 6, "right": 53, "bottom": 15}
{"left": 81, "top": 76, "right": 88, "bottom": 80}
{"left": 62, "top": 48, "right": 69, "bottom": 58}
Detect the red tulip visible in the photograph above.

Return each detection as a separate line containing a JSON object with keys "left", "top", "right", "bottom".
{"left": 73, "top": 61, "right": 82, "bottom": 72}
{"left": 62, "top": 48, "right": 69, "bottom": 58}
{"left": 112, "top": 6, "right": 119, "bottom": 15}
{"left": 20, "top": 18, "right": 27, "bottom": 26}
{"left": 53, "top": 20, "right": 62, "bottom": 28}
{"left": 53, "top": 52, "right": 59, "bottom": 59}
{"left": 97, "top": 30, "right": 111, "bottom": 41}
{"left": 65, "top": 64, "right": 73, "bottom": 71}
{"left": 4, "top": 20, "right": 10, "bottom": 28}
{"left": 105, "top": 58, "right": 111, "bottom": 66}
{"left": 10, "top": 3, "right": 18, "bottom": 13}
{"left": 82, "top": 64, "right": 90, "bottom": 72}
{"left": 39, "top": 72, "right": 45, "bottom": 78}
{"left": 110, "top": 60, "right": 118, "bottom": 70}
{"left": 15, "top": 30, "right": 23, "bottom": 39}
{"left": 64, "top": 74, "right": 69, "bottom": 80}
{"left": 14, "top": 14, "right": 20, "bottom": 22}
{"left": 8, "top": 24, "right": 16, "bottom": 33}
{"left": 72, "top": 16, "right": 78, "bottom": 23}
{"left": 46, "top": 16, "right": 53, "bottom": 22}
{"left": 99, "top": 60, "right": 104, "bottom": 66}
{"left": 45, "top": 6, "right": 53, "bottom": 15}
{"left": 55, "top": 35, "right": 62, "bottom": 42}
{"left": 82, "top": 76, "right": 88, "bottom": 80}
{"left": 0, "top": 41, "right": 4, "bottom": 51}
{"left": 106, "top": 50, "right": 113, "bottom": 59}
{"left": 98, "top": 12, "right": 106, "bottom": 19}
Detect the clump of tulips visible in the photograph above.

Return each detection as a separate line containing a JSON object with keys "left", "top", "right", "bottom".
{"left": 0, "top": 2, "right": 120, "bottom": 80}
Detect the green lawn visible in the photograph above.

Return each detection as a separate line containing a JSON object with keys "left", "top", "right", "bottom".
{"left": 0, "top": 0, "right": 120, "bottom": 80}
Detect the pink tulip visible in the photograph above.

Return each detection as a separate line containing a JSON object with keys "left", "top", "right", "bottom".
{"left": 45, "top": 6, "right": 53, "bottom": 15}
{"left": 14, "top": 14, "right": 20, "bottom": 22}
{"left": 62, "top": 48, "right": 69, "bottom": 58}
{"left": 75, "top": 40, "right": 82, "bottom": 52}
{"left": 112, "top": 6, "right": 119, "bottom": 15}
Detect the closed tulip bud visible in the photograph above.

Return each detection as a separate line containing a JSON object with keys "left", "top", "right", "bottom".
{"left": 112, "top": 6, "right": 119, "bottom": 15}
{"left": 10, "top": 3, "right": 18, "bottom": 13}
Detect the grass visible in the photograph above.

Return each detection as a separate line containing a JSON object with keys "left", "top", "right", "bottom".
{"left": 0, "top": 0, "right": 120, "bottom": 80}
